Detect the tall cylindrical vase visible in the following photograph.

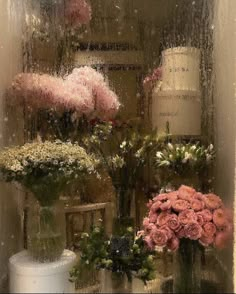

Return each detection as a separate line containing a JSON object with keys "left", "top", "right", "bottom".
{"left": 27, "top": 198, "right": 66, "bottom": 262}
{"left": 173, "top": 239, "right": 201, "bottom": 293}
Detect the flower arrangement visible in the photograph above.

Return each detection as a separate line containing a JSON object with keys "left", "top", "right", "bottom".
{"left": 70, "top": 226, "right": 156, "bottom": 285}
{"left": 65, "top": 0, "right": 92, "bottom": 27}
{"left": 0, "top": 140, "right": 98, "bottom": 205}
{"left": 142, "top": 185, "right": 233, "bottom": 250}
{"left": 155, "top": 142, "right": 214, "bottom": 176}
{"left": 82, "top": 119, "right": 159, "bottom": 218}
{"left": 10, "top": 66, "right": 120, "bottom": 120}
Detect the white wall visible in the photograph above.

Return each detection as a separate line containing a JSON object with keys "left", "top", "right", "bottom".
{"left": 0, "top": 0, "right": 24, "bottom": 291}
{"left": 214, "top": 0, "right": 236, "bottom": 290}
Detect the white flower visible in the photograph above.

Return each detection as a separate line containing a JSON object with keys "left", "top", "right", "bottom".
{"left": 167, "top": 143, "right": 174, "bottom": 150}
{"left": 120, "top": 141, "right": 127, "bottom": 149}
{"left": 156, "top": 152, "right": 163, "bottom": 159}
{"left": 190, "top": 145, "right": 197, "bottom": 151}
{"left": 209, "top": 144, "right": 214, "bottom": 151}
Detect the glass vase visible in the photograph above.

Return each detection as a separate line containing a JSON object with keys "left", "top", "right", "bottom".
{"left": 173, "top": 239, "right": 201, "bottom": 293}
{"left": 27, "top": 198, "right": 66, "bottom": 262}
{"left": 100, "top": 270, "right": 132, "bottom": 293}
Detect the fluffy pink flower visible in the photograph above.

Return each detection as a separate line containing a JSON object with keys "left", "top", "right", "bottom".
{"left": 167, "top": 236, "right": 180, "bottom": 251}
{"left": 196, "top": 209, "right": 213, "bottom": 223}
{"left": 172, "top": 199, "right": 190, "bottom": 212}
{"left": 184, "top": 222, "right": 203, "bottom": 240}
{"left": 178, "top": 209, "right": 197, "bottom": 225}
{"left": 160, "top": 200, "right": 172, "bottom": 211}
{"left": 199, "top": 231, "right": 214, "bottom": 247}
{"left": 191, "top": 199, "right": 205, "bottom": 211}
{"left": 178, "top": 185, "right": 196, "bottom": 202}
{"left": 204, "top": 193, "right": 223, "bottom": 210}
{"left": 203, "top": 222, "right": 216, "bottom": 236}
{"left": 194, "top": 192, "right": 205, "bottom": 201}
{"left": 65, "top": 0, "right": 92, "bottom": 27}
{"left": 167, "top": 214, "right": 180, "bottom": 231}
{"left": 66, "top": 67, "right": 120, "bottom": 119}
{"left": 213, "top": 208, "right": 227, "bottom": 228}
{"left": 157, "top": 211, "right": 171, "bottom": 226}
{"left": 151, "top": 228, "right": 169, "bottom": 247}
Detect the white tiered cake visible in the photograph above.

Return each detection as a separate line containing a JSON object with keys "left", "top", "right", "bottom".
{"left": 152, "top": 47, "right": 201, "bottom": 136}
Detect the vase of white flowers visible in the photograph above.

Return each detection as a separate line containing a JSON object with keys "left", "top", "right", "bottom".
{"left": 154, "top": 142, "right": 214, "bottom": 190}
{"left": 0, "top": 140, "right": 98, "bottom": 262}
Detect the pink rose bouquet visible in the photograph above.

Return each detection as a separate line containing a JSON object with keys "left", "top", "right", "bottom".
{"left": 142, "top": 185, "right": 233, "bottom": 251}
{"left": 65, "top": 0, "right": 92, "bottom": 27}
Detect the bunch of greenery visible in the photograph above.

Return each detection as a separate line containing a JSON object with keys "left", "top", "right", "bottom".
{"left": 82, "top": 119, "right": 159, "bottom": 217}
{"left": 155, "top": 142, "right": 215, "bottom": 176}
{"left": 70, "top": 226, "right": 156, "bottom": 285}
{"left": 0, "top": 140, "right": 99, "bottom": 206}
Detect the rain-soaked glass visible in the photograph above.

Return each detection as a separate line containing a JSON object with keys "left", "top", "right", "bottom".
{"left": 0, "top": 0, "right": 235, "bottom": 293}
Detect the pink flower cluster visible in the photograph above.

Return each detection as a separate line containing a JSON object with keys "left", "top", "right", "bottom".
{"left": 141, "top": 185, "right": 233, "bottom": 251}
{"left": 143, "top": 67, "right": 162, "bottom": 88}
{"left": 65, "top": 0, "right": 92, "bottom": 27}
{"left": 10, "top": 67, "right": 120, "bottom": 119}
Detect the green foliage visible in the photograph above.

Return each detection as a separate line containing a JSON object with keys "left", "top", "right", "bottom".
{"left": 70, "top": 226, "right": 156, "bottom": 285}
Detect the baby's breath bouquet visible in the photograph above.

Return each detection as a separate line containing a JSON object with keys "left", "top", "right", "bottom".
{"left": 0, "top": 140, "right": 98, "bottom": 205}
{"left": 154, "top": 142, "right": 214, "bottom": 189}
{"left": 0, "top": 140, "right": 98, "bottom": 262}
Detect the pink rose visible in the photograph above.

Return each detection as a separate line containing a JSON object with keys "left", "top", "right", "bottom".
{"left": 172, "top": 199, "right": 190, "bottom": 212}
{"left": 178, "top": 209, "right": 197, "bottom": 225}
{"left": 145, "top": 223, "right": 156, "bottom": 233}
{"left": 167, "top": 236, "right": 180, "bottom": 251}
{"left": 203, "top": 222, "right": 216, "bottom": 236}
{"left": 167, "top": 191, "right": 179, "bottom": 201}
{"left": 146, "top": 200, "right": 153, "bottom": 209}
{"left": 194, "top": 192, "right": 205, "bottom": 201}
{"left": 213, "top": 208, "right": 227, "bottom": 228}
{"left": 167, "top": 214, "right": 180, "bottom": 231}
{"left": 191, "top": 199, "right": 205, "bottom": 211}
{"left": 214, "top": 231, "right": 231, "bottom": 249}
{"left": 157, "top": 211, "right": 171, "bottom": 226}
{"left": 160, "top": 200, "right": 172, "bottom": 211}
{"left": 153, "top": 193, "right": 168, "bottom": 202}
{"left": 178, "top": 185, "right": 196, "bottom": 202}
{"left": 176, "top": 226, "right": 186, "bottom": 239}
{"left": 149, "top": 211, "right": 158, "bottom": 223}
{"left": 184, "top": 222, "right": 203, "bottom": 240}
{"left": 160, "top": 225, "right": 173, "bottom": 239}
{"left": 144, "top": 235, "right": 155, "bottom": 250}
{"left": 196, "top": 214, "right": 205, "bottom": 226}
{"left": 150, "top": 201, "right": 161, "bottom": 212}
{"left": 197, "top": 209, "right": 213, "bottom": 223}
{"left": 204, "top": 193, "right": 223, "bottom": 210}
{"left": 151, "top": 228, "right": 169, "bottom": 247}
{"left": 143, "top": 217, "right": 150, "bottom": 228}
{"left": 199, "top": 231, "right": 214, "bottom": 247}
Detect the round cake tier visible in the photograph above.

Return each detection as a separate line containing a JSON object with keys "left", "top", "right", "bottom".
{"left": 152, "top": 90, "right": 201, "bottom": 136}
{"left": 161, "top": 47, "right": 200, "bottom": 92}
